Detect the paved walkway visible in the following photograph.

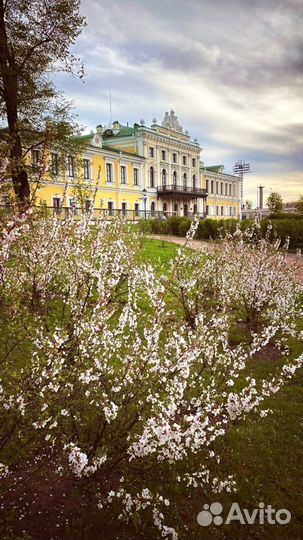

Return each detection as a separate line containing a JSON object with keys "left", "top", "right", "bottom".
{"left": 150, "top": 235, "right": 303, "bottom": 283}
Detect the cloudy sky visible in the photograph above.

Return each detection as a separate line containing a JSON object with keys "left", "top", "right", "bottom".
{"left": 55, "top": 0, "right": 302, "bottom": 205}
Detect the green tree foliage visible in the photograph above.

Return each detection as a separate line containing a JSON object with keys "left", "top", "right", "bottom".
{"left": 0, "top": 0, "right": 85, "bottom": 204}
{"left": 267, "top": 191, "right": 284, "bottom": 213}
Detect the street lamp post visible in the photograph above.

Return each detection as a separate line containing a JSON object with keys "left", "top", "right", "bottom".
{"left": 142, "top": 188, "right": 147, "bottom": 220}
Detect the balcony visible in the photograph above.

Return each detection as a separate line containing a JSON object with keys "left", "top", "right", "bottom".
{"left": 157, "top": 184, "right": 207, "bottom": 198}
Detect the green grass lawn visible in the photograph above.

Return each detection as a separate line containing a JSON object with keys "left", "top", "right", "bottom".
{"left": 139, "top": 239, "right": 303, "bottom": 540}
{"left": 136, "top": 238, "right": 181, "bottom": 272}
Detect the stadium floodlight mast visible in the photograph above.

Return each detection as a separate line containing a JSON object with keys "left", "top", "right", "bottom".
{"left": 233, "top": 160, "right": 251, "bottom": 219}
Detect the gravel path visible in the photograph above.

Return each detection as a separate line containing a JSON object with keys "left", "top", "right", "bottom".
{"left": 150, "top": 234, "right": 303, "bottom": 283}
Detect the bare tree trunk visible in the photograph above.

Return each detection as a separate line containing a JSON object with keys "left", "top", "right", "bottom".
{"left": 0, "top": 0, "right": 30, "bottom": 205}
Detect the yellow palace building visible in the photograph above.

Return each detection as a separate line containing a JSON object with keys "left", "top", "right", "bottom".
{"left": 32, "top": 110, "right": 241, "bottom": 219}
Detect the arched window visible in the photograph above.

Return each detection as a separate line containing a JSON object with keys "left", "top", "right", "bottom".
{"left": 172, "top": 171, "right": 177, "bottom": 187}
{"left": 151, "top": 201, "right": 155, "bottom": 216}
{"left": 163, "top": 202, "right": 168, "bottom": 215}
{"left": 150, "top": 166, "right": 155, "bottom": 188}
{"left": 193, "top": 174, "right": 196, "bottom": 191}
{"left": 174, "top": 202, "right": 178, "bottom": 216}
{"left": 183, "top": 173, "right": 187, "bottom": 190}
{"left": 193, "top": 203, "right": 198, "bottom": 215}
{"left": 184, "top": 203, "right": 188, "bottom": 216}
{"left": 162, "top": 168, "right": 167, "bottom": 186}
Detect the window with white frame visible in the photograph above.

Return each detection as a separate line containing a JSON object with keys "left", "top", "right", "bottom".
{"left": 121, "top": 202, "right": 127, "bottom": 216}
{"left": 172, "top": 152, "right": 177, "bottom": 163}
{"left": 149, "top": 147, "right": 154, "bottom": 158}
{"left": 120, "top": 165, "right": 127, "bottom": 184}
{"left": 161, "top": 149, "right": 166, "bottom": 161}
{"left": 134, "top": 168, "right": 139, "bottom": 186}
{"left": 67, "top": 156, "right": 76, "bottom": 177}
{"left": 150, "top": 166, "right": 155, "bottom": 188}
{"left": 182, "top": 155, "right": 187, "bottom": 165}
{"left": 51, "top": 153, "right": 59, "bottom": 176}
{"left": 108, "top": 201, "right": 114, "bottom": 216}
{"left": 106, "top": 163, "right": 113, "bottom": 183}
{"left": 83, "top": 159, "right": 90, "bottom": 180}
{"left": 31, "top": 149, "right": 41, "bottom": 170}
{"left": 192, "top": 158, "right": 196, "bottom": 167}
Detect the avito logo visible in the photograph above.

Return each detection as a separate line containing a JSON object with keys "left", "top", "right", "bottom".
{"left": 197, "top": 502, "right": 291, "bottom": 526}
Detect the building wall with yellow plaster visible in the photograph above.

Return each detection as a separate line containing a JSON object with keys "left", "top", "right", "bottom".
{"left": 33, "top": 141, "right": 145, "bottom": 214}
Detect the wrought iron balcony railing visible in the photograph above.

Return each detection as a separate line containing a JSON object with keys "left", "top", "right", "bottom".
{"left": 157, "top": 184, "right": 207, "bottom": 197}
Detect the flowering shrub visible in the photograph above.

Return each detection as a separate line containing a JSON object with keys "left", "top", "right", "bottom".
{"left": 0, "top": 212, "right": 302, "bottom": 539}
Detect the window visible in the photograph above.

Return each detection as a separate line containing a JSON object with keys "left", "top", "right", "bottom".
{"left": 206, "top": 205, "right": 209, "bottom": 216}
{"left": 183, "top": 155, "right": 187, "bottom": 166}
{"left": 85, "top": 199, "right": 92, "bottom": 213}
{"left": 69, "top": 198, "right": 79, "bottom": 216}
{"left": 229, "top": 183, "right": 232, "bottom": 196}
{"left": 67, "top": 156, "right": 75, "bottom": 177}
{"left": 174, "top": 202, "right": 178, "bottom": 216}
{"left": 120, "top": 165, "right": 126, "bottom": 184}
{"left": 172, "top": 171, "right": 177, "bottom": 187}
{"left": 192, "top": 158, "right": 196, "bottom": 167}
{"left": 221, "top": 182, "right": 223, "bottom": 195}
{"left": 134, "top": 203, "right": 139, "bottom": 217}
{"left": 163, "top": 202, "right": 167, "bottom": 215}
{"left": 83, "top": 159, "right": 90, "bottom": 180}
{"left": 216, "top": 181, "right": 219, "bottom": 194}
{"left": 108, "top": 201, "right": 114, "bottom": 216}
{"left": 31, "top": 149, "right": 40, "bottom": 170}
{"left": 172, "top": 152, "right": 177, "bottom": 163}
{"left": 149, "top": 166, "right": 155, "bottom": 188}
{"left": 184, "top": 203, "right": 188, "bottom": 216}
{"left": 53, "top": 197, "right": 61, "bottom": 215}
{"left": 225, "top": 182, "right": 228, "bottom": 196}
{"left": 162, "top": 168, "right": 167, "bottom": 186}
{"left": 134, "top": 168, "right": 139, "bottom": 186}
{"left": 216, "top": 205, "right": 219, "bottom": 216}
{"left": 221, "top": 206, "right": 224, "bottom": 216}
{"left": 229, "top": 206, "right": 232, "bottom": 216}
{"left": 151, "top": 201, "right": 156, "bottom": 216}
{"left": 211, "top": 180, "right": 214, "bottom": 193}
{"left": 206, "top": 179, "right": 209, "bottom": 192}
{"left": 183, "top": 173, "right": 187, "bottom": 189}
{"left": 161, "top": 150, "right": 166, "bottom": 161}
{"left": 106, "top": 163, "right": 113, "bottom": 183}
{"left": 193, "top": 174, "right": 196, "bottom": 191}
{"left": 149, "top": 147, "right": 154, "bottom": 158}
{"left": 51, "top": 153, "right": 59, "bottom": 176}
{"left": 121, "top": 202, "right": 127, "bottom": 216}
{"left": 193, "top": 203, "right": 197, "bottom": 214}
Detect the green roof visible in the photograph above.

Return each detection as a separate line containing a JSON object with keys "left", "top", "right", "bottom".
{"left": 203, "top": 165, "right": 225, "bottom": 172}
{"left": 103, "top": 145, "right": 144, "bottom": 160}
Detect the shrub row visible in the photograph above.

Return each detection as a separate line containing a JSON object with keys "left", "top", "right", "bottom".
{"left": 139, "top": 216, "right": 303, "bottom": 249}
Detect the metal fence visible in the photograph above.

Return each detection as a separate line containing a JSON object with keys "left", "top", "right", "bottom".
{"left": 0, "top": 205, "right": 206, "bottom": 221}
